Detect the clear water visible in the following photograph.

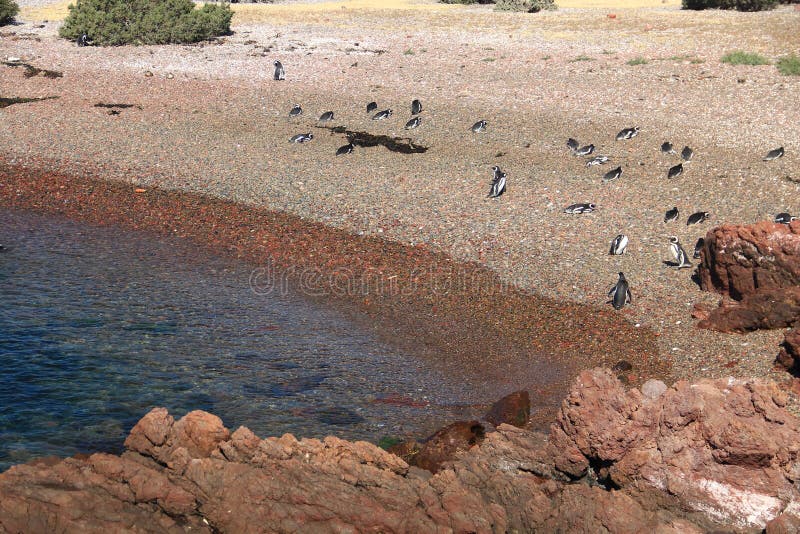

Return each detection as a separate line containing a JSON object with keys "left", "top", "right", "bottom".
{"left": 0, "top": 209, "right": 482, "bottom": 471}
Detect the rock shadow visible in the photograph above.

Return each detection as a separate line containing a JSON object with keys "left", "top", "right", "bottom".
{"left": 327, "top": 126, "right": 428, "bottom": 154}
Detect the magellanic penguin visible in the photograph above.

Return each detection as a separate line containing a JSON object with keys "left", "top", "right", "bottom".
{"left": 77, "top": 33, "right": 91, "bottom": 47}
{"left": 372, "top": 109, "right": 393, "bottom": 120}
{"left": 603, "top": 166, "right": 623, "bottom": 182}
{"left": 289, "top": 133, "right": 313, "bottom": 143}
{"left": 775, "top": 212, "right": 797, "bottom": 224}
{"left": 471, "top": 120, "right": 487, "bottom": 133}
{"left": 273, "top": 60, "right": 285, "bottom": 81}
{"left": 405, "top": 117, "right": 422, "bottom": 130}
{"left": 488, "top": 171, "right": 507, "bottom": 199}
{"left": 664, "top": 206, "right": 679, "bottom": 223}
{"left": 763, "top": 147, "right": 784, "bottom": 161}
{"left": 575, "top": 144, "right": 595, "bottom": 157}
{"left": 681, "top": 146, "right": 694, "bottom": 162}
{"left": 669, "top": 236, "right": 692, "bottom": 269}
{"left": 686, "top": 211, "right": 710, "bottom": 226}
{"left": 567, "top": 138, "right": 579, "bottom": 153}
{"left": 564, "top": 203, "right": 596, "bottom": 214}
{"left": 336, "top": 143, "right": 354, "bottom": 156}
{"left": 609, "top": 234, "right": 629, "bottom": 255}
{"left": 616, "top": 127, "right": 640, "bottom": 141}
{"left": 586, "top": 155, "right": 609, "bottom": 167}
{"left": 693, "top": 237, "right": 705, "bottom": 260}
{"left": 661, "top": 141, "right": 676, "bottom": 155}
{"left": 667, "top": 163, "right": 683, "bottom": 179}
{"left": 411, "top": 99, "right": 423, "bottom": 115}
{"left": 492, "top": 165, "right": 504, "bottom": 181}
{"left": 318, "top": 111, "right": 335, "bottom": 123}
{"left": 289, "top": 104, "right": 302, "bottom": 117}
{"left": 609, "top": 272, "right": 632, "bottom": 310}
{"left": 366, "top": 101, "right": 378, "bottom": 113}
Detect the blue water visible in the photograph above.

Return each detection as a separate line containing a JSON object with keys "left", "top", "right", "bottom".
{"left": 0, "top": 209, "right": 482, "bottom": 471}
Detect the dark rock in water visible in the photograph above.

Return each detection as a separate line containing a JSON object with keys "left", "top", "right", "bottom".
{"left": 268, "top": 374, "right": 327, "bottom": 397}
{"left": 412, "top": 420, "right": 485, "bottom": 473}
{"left": 696, "top": 287, "right": 800, "bottom": 333}
{"left": 314, "top": 406, "right": 364, "bottom": 426}
{"left": 485, "top": 390, "right": 530, "bottom": 428}
{"left": 777, "top": 327, "right": 800, "bottom": 375}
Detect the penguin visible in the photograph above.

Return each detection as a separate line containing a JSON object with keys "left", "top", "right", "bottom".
{"left": 686, "top": 211, "right": 710, "bottom": 226}
{"left": 471, "top": 120, "right": 487, "bottom": 133}
{"left": 564, "top": 203, "right": 596, "bottom": 214}
{"left": 492, "top": 165, "right": 504, "bottom": 181}
{"left": 0, "top": 244, "right": 5, "bottom": 252}
{"left": 289, "top": 133, "right": 313, "bottom": 143}
{"left": 763, "top": 147, "right": 784, "bottom": 161}
{"left": 289, "top": 104, "right": 302, "bottom": 117}
{"left": 667, "top": 163, "right": 683, "bottom": 179}
{"left": 693, "top": 237, "right": 705, "bottom": 259}
{"left": 77, "top": 33, "right": 91, "bottom": 47}
{"left": 273, "top": 60, "right": 285, "bottom": 81}
{"left": 603, "top": 166, "right": 622, "bottom": 182}
{"left": 586, "top": 155, "right": 609, "bottom": 167}
{"left": 616, "top": 127, "right": 640, "bottom": 141}
{"left": 336, "top": 143, "right": 354, "bottom": 155}
{"left": 411, "top": 99, "right": 423, "bottom": 115}
{"left": 681, "top": 146, "right": 693, "bottom": 162}
{"left": 372, "top": 109, "right": 393, "bottom": 120}
{"left": 664, "top": 206, "right": 679, "bottom": 223}
{"left": 608, "top": 272, "right": 632, "bottom": 310}
{"left": 405, "top": 117, "right": 422, "bottom": 130}
{"left": 488, "top": 172, "right": 507, "bottom": 199}
{"left": 669, "top": 236, "right": 692, "bottom": 268}
{"left": 661, "top": 141, "right": 676, "bottom": 155}
{"left": 775, "top": 212, "right": 797, "bottom": 224}
{"left": 318, "top": 111, "right": 335, "bottom": 123}
{"left": 567, "top": 138, "right": 579, "bottom": 153}
{"left": 575, "top": 144, "right": 595, "bottom": 156}
{"left": 609, "top": 234, "right": 629, "bottom": 255}
{"left": 366, "top": 101, "right": 378, "bottom": 113}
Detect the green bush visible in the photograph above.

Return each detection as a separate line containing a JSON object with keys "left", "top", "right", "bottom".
{"left": 777, "top": 54, "right": 800, "bottom": 76}
{"left": 0, "top": 0, "right": 19, "bottom": 25}
{"left": 59, "top": 0, "right": 233, "bottom": 46}
{"left": 721, "top": 50, "right": 771, "bottom": 65}
{"left": 495, "top": 0, "right": 556, "bottom": 10}
{"left": 682, "top": 0, "right": 777, "bottom": 11}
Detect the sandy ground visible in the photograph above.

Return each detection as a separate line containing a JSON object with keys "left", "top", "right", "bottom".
{"left": 2, "top": 1, "right": 800, "bottom": 394}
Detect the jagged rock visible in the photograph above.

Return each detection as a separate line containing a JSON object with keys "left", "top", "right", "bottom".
{"left": 696, "top": 287, "right": 800, "bottom": 333}
{"left": 698, "top": 221, "right": 800, "bottom": 300}
{"left": 412, "top": 420, "right": 485, "bottom": 473}
{"left": 485, "top": 390, "right": 530, "bottom": 428}
{"left": 778, "top": 327, "right": 800, "bottom": 374}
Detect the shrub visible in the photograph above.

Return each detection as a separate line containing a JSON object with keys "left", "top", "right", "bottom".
{"left": 682, "top": 0, "right": 777, "bottom": 11}
{"left": 777, "top": 54, "right": 800, "bottom": 76}
{"left": 495, "top": 0, "right": 556, "bottom": 11}
{"left": 627, "top": 57, "right": 648, "bottom": 65}
{"left": 440, "top": 0, "right": 495, "bottom": 4}
{"left": 59, "top": 0, "right": 233, "bottom": 46}
{"left": 721, "top": 50, "right": 771, "bottom": 65}
{"left": 0, "top": 0, "right": 19, "bottom": 25}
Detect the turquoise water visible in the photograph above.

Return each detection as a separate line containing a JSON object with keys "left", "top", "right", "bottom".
{"left": 0, "top": 209, "right": 481, "bottom": 471}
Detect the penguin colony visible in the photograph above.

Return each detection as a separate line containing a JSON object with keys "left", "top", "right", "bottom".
{"left": 272, "top": 60, "right": 789, "bottom": 311}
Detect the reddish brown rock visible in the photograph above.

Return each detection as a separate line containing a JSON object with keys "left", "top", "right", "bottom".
{"left": 698, "top": 221, "right": 800, "bottom": 300}
{"left": 485, "top": 390, "right": 531, "bottom": 428}
{"left": 412, "top": 420, "right": 486, "bottom": 473}
{"left": 696, "top": 287, "right": 800, "bottom": 333}
{"left": 777, "top": 327, "right": 800, "bottom": 374}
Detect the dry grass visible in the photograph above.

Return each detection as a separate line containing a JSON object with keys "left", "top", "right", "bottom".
{"left": 19, "top": 1, "right": 71, "bottom": 21}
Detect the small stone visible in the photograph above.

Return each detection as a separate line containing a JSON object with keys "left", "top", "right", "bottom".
{"left": 144, "top": 70, "right": 153, "bottom": 77}
{"left": 641, "top": 379, "right": 667, "bottom": 399}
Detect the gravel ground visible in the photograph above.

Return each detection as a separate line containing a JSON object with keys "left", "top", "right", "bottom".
{"left": 2, "top": 2, "right": 799, "bottom": 392}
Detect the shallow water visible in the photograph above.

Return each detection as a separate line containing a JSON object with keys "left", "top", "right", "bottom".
{"left": 0, "top": 209, "right": 484, "bottom": 471}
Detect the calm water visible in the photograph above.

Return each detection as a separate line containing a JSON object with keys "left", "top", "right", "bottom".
{"left": 0, "top": 209, "right": 482, "bottom": 471}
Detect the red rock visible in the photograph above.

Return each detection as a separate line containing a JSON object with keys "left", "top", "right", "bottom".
{"left": 777, "top": 327, "right": 800, "bottom": 373}
{"left": 696, "top": 287, "right": 800, "bottom": 333}
{"left": 412, "top": 420, "right": 486, "bottom": 473}
{"left": 485, "top": 390, "right": 530, "bottom": 428}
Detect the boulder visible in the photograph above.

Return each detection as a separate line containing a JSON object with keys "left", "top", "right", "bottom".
{"left": 485, "top": 390, "right": 530, "bottom": 428}
{"left": 777, "top": 327, "right": 800, "bottom": 374}
{"left": 412, "top": 420, "right": 485, "bottom": 473}
{"left": 696, "top": 287, "right": 800, "bottom": 333}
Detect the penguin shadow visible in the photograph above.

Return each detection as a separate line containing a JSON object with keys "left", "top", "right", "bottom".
{"left": 326, "top": 126, "right": 428, "bottom": 154}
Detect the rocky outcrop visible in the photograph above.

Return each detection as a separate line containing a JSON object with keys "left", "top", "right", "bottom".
{"left": 2, "top": 369, "right": 800, "bottom": 533}
{"left": 484, "top": 390, "right": 530, "bottom": 428}
{"left": 696, "top": 287, "right": 800, "bottom": 333}
{"left": 777, "top": 327, "right": 800, "bottom": 374}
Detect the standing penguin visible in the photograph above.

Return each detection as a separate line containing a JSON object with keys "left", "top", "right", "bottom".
{"left": 411, "top": 99, "right": 423, "bottom": 115}
{"left": 609, "top": 272, "right": 632, "bottom": 309}
{"left": 488, "top": 169, "right": 507, "bottom": 198}
{"left": 273, "top": 60, "right": 285, "bottom": 81}
{"left": 668, "top": 236, "right": 692, "bottom": 269}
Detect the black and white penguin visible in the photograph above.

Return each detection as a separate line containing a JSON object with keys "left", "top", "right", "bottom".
{"left": 603, "top": 166, "right": 622, "bottom": 182}
{"left": 664, "top": 206, "right": 679, "bottom": 223}
{"left": 667, "top": 163, "right": 683, "bottom": 179}
{"left": 567, "top": 138, "right": 579, "bottom": 153}
{"left": 273, "top": 60, "right": 285, "bottom": 81}
{"left": 575, "top": 144, "right": 595, "bottom": 156}
{"left": 471, "top": 120, "right": 487, "bottom": 133}
{"left": 661, "top": 141, "right": 676, "bottom": 155}
{"left": 318, "top": 111, "right": 335, "bottom": 123}
{"left": 492, "top": 165, "right": 504, "bottom": 181}
{"left": 586, "top": 155, "right": 609, "bottom": 167}
{"left": 775, "top": 213, "right": 797, "bottom": 224}
{"left": 609, "top": 272, "right": 632, "bottom": 310}
{"left": 289, "top": 133, "right": 313, "bottom": 143}
{"left": 763, "top": 147, "right": 785, "bottom": 161}
{"left": 564, "top": 203, "right": 596, "bottom": 214}
{"left": 616, "top": 127, "right": 640, "bottom": 140}
{"left": 693, "top": 237, "right": 705, "bottom": 259}
{"left": 0, "top": 244, "right": 5, "bottom": 252}
{"left": 372, "top": 109, "right": 393, "bottom": 120}
{"left": 411, "top": 99, "right": 423, "bottom": 115}
{"left": 366, "top": 101, "right": 378, "bottom": 113}
{"left": 488, "top": 172, "right": 507, "bottom": 199}
{"left": 405, "top": 117, "right": 422, "bottom": 130}
{"left": 77, "top": 33, "right": 91, "bottom": 47}
{"left": 609, "top": 234, "right": 629, "bottom": 255}
{"left": 669, "top": 236, "right": 692, "bottom": 268}
{"left": 681, "top": 146, "right": 693, "bottom": 162}
{"left": 336, "top": 143, "right": 354, "bottom": 156}
{"left": 686, "top": 211, "right": 710, "bottom": 226}
{"left": 289, "top": 104, "right": 302, "bottom": 117}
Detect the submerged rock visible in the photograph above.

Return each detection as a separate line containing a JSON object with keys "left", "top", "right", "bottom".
{"left": 485, "top": 390, "right": 530, "bottom": 428}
